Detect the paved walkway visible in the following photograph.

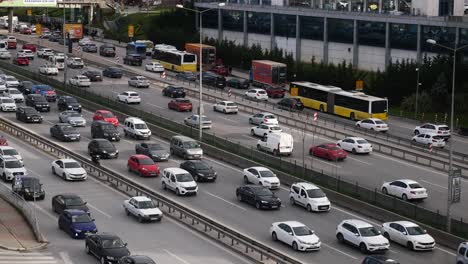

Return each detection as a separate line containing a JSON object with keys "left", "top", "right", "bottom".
{"left": 0, "top": 197, "right": 45, "bottom": 251}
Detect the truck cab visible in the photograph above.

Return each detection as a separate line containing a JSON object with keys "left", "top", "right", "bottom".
{"left": 48, "top": 54, "right": 65, "bottom": 70}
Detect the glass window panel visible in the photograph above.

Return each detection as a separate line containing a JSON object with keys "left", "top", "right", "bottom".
{"left": 222, "top": 10, "right": 244, "bottom": 32}
{"left": 328, "top": 18, "right": 354, "bottom": 44}
{"left": 390, "top": 23, "right": 417, "bottom": 51}
{"left": 300, "top": 16, "right": 323, "bottom": 40}
{"left": 201, "top": 9, "right": 218, "bottom": 29}
{"left": 247, "top": 12, "right": 271, "bottom": 34}
{"left": 274, "top": 14, "right": 296, "bottom": 38}
{"left": 358, "top": 21, "right": 385, "bottom": 47}
{"left": 422, "top": 26, "right": 456, "bottom": 53}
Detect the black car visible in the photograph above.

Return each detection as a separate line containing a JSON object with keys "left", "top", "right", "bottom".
{"left": 85, "top": 233, "right": 130, "bottom": 263}
{"left": 118, "top": 255, "right": 156, "bottom": 264}
{"left": 180, "top": 160, "right": 217, "bottom": 182}
{"left": 199, "top": 72, "right": 226, "bottom": 88}
{"left": 16, "top": 106, "right": 43, "bottom": 123}
{"left": 88, "top": 139, "right": 119, "bottom": 159}
{"left": 123, "top": 54, "right": 143, "bottom": 66}
{"left": 82, "top": 70, "right": 103, "bottom": 82}
{"left": 50, "top": 123, "right": 81, "bottom": 142}
{"left": 277, "top": 98, "right": 304, "bottom": 111}
{"left": 102, "top": 67, "right": 123, "bottom": 78}
{"left": 18, "top": 80, "right": 34, "bottom": 94}
{"left": 82, "top": 43, "right": 98, "bottom": 53}
{"left": 176, "top": 71, "right": 197, "bottom": 82}
{"left": 52, "top": 194, "right": 89, "bottom": 215}
{"left": 91, "top": 121, "right": 120, "bottom": 141}
{"left": 99, "top": 44, "right": 116, "bottom": 57}
{"left": 12, "top": 176, "right": 45, "bottom": 200}
{"left": 135, "top": 143, "right": 170, "bottom": 162}
{"left": 58, "top": 96, "right": 82, "bottom": 112}
{"left": 162, "top": 86, "right": 185, "bottom": 98}
{"left": 362, "top": 255, "right": 400, "bottom": 264}
{"left": 227, "top": 78, "right": 250, "bottom": 89}
{"left": 236, "top": 186, "right": 281, "bottom": 210}
{"left": 25, "top": 94, "right": 50, "bottom": 112}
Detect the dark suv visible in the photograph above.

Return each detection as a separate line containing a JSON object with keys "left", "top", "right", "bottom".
{"left": 99, "top": 44, "right": 116, "bottom": 57}
{"left": 123, "top": 54, "right": 143, "bottom": 66}
{"left": 16, "top": 106, "right": 43, "bottom": 123}
{"left": 277, "top": 98, "right": 304, "bottom": 111}
{"left": 82, "top": 70, "right": 103, "bottom": 82}
{"left": 88, "top": 139, "right": 119, "bottom": 159}
{"left": 199, "top": 72, "right": 226, "bottom": 89}
{"left": 102, "top": 67, "right": 123, "bottom": 78}
{"left": 162, "top": 86, "right": 185, "bottom": 98}
{"left": 18, "top": 81, "right": 34, "bottom": 94}
{"left": 180, "top": 160, "right": 217, "bottom": 182}
{"left": 12, "top": 176, "right": 45, "bottom": 200}
{"left": 57, "top": 96, "right": 82, "bottom": 112}
{"left": 91, "top": 121, "right": 120, "bottom": 141}
{"left": 25, "top": 94, "right": 50, "bottom": 112}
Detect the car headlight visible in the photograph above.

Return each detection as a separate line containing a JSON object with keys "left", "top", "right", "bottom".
{"left": 214, "top": 172, "right": 217, "bottom": 175}
{"left": 26, "top": 116, "right": 31, "bottom": 119}
{"left": 261, "top": 200, "right": 268, "bottom": 203}
{"left": 74, "top": 229, "right": 82, "bottom": 232}
{"left": 102, "top": 150, "right": 107, "bottom": 153}
{"left": 103, "top": 133, "right": 109, "bottom": 136}
{"left": 142, "top": 168, "right": 148, "bottom": 171}
{"left": 197, "top": 173, "right": 204, "bottom": 176}
{"left": 264, "top": 181, "right": 270, "bottom": 184}
{"left": 106, "top": 256, "right": 115, "bottom": 260}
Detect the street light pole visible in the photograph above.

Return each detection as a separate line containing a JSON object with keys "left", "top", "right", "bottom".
{"left": 415, "top": 67, "right": 420, "bottom": 119}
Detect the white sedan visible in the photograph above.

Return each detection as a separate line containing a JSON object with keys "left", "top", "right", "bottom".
{"left": 184, "top": 115, "right": 212, "bottom": 129}
{"left": 270, "top": 221, "right": 321, "bottom": 251}
{"left": 243, "top": 166, "right": 280, "bottom": 190}
{"left": 0, "top": 51, "right": 11, "bottom": 60}
{"left": 213, "top": 101, "right": 238, "bottom": 114}
{"left": 69, "top": 75, "right": 91, "bottom": 87}
{"left": 412, "top": 133, "right": 445, "bottom": 148}
{"left": 381, "top": 179, "right": 428, "bottom": 201}
{"left": 117, "top": 91, "right": 141, "bottom": 104}
{"left": 355, "top": 118, "right": 389, "bottom": 132}
{"left": 382, "top": 221, "right": 435, "bottom": 251}
{"left": 37, "top": 48, "right": 54, "bottom": 58}
{"left": 51, "top": 159, "right": 87, "bottom": 181}
{"left": 250, "top": 124, "right": 282, "bottom": 137}
{"left": 336, "top": 137, "right": 372, "bottom": 154}
{"left": 145, "top": 62, "right": 165, "bottom": 73}
{"left": 78, "top": 37, "right": 92, "bottom": 46}
{"left": 39, "top": 64, "right": 59, "bottom": 75}
{"left": 245, "top": 88, "right": 268, "bottom": 101}
{"left": 0, "top": 97, "right": 16, "bottom": 112}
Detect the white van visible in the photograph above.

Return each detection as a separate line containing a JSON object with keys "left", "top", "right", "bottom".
{"left": 256, "top": 132, "right": 293, "bottom": 156}
{"left": 48, "top": 54, "right": 65, "bottom": 70}
{"left": 123, "top": 117, "right": 152, "bottom": 139}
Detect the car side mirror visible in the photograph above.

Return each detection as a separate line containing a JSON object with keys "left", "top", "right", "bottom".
{"left": 354, "top": 233, "right": 360, "bottom": 237}
{"left": 257, "top": 175, "right": 260, "bottom": 178}
{"left": 92, "top": 219, "right": 95, "bottom": 221}
{"left": 402, "top": 231, "right": 407, "bottom": 235}
{"left": 84, "top": 202, "right": 87, "bottom": 205}
{"left": 288, "top": 232, "right": 293, "bottom": 236}
{"left": 124, "top": 243, "right": 128, "bottom": 247}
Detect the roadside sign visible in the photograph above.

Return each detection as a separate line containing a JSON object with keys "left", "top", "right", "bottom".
{"left": 356, "top": 80, "right": 364, "bottom": 90}
{"left": 27, "top": 9, "right": 32, "bottom": 16}
{"left": 35, "top": 24, "right": 42, "bottom": 35}
{"left": 128, "top": 25, "right": 134, "bottom": 38}
{"left": 451, "top": 169, "right": 462, "bottom": 203}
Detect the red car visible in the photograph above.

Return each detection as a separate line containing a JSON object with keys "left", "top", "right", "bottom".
{"left": 7, "top": 41, "right": 16, "bottom": 49}
{"left": 93, "top": 110, "right": 119, "bottom": 127}
{"left": 127, "top": 155, "right": 160, "bottom": 177}
{"left": 309, "top": 143, "right": 347, "bottom": 161}
{"left": 13, "top": 57, "right": 29, "bottom": 66}
{"left": 0, "top": 136, "right": 7, "bottom": 146}
{"left": 20, "top": 27, "right": 32, "bottom": 35}
{"left": 209, "top": 65, "right": 229, "bottom": 76}
{"left": 168, "top": 98, "right": 192, "bottom": 112}
{"left": 22, "top": 43, "right": 36, "bottom": 53}
{"left": 265, "top": 85, "right": 286, "bottom": 98}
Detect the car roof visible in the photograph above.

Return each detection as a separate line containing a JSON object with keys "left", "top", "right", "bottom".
{"left": 125, "top": 117, "right": 145, "bottom": 123}
{"left": 345, "top": 137, "right": 366, "bottom": 140}
{"left": 96, "top": 110, "right": 112, "bottom": 114}
{"left": 57, "top": 158, "right": 78, "bottom": 163}
{"left": 343, "top": 219, "right": 373, "bottom": 228}
{"left": 94, "top": 233, "right": 120, "bottom": 240}
{"left": 257, "top": 112, "right": 274, "bottom": 116}
{"left": 163, "top": 167, "right": 188, "bottom": 174}
{"left": 248, "top": 166, "right": 270, "bottom": 171}
{"left": 131, "top": 196, "right": 152, "bottom": 202}
{"left": 292, "top": 182, "right": 320, "bottom": 190}
{"left": 273, "top": 221, "right": 305, "bottom": 228}
{"left": 131, "top": 154, "right": 151, "bottom": 160}
{"left": 220, "top": 101, "right": 235, "bottom": 104}
{"left": 0, "top": 146, "right": 15, "bottom": 150}
{"left": 394, "top": 179, "right": 419, "bottom": 184}
{"left": 389, "top": 221, "right": 419, "bottom": 228}
{"left": 366, "top": 118, "right": 384, "bottom": 121}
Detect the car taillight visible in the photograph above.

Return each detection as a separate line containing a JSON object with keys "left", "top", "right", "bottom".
{"left": 410, "top": 191, "right": 416, "bottom": 194}
{"left": 256, "top": 93, "right": 259, "bottom": 96}
{"left": 376, "top": 126, "right": 381, "bottom": 128}
{"left": 438, "top": 131, "right": 442, "bottom": 134}
{"left": 358, "top": 146, "right": 362, "bottom": 148}
{"left": 264, "top": 119, "right": 268, "bottom": 122}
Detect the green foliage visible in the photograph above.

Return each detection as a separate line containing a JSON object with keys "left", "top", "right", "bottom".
{"left": 401, "top": 92, "right": 433, "bottom": 113}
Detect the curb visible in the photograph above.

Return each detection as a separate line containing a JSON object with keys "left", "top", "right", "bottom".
{"left": 0, "top": 242, "right": 48, "bottom": 252}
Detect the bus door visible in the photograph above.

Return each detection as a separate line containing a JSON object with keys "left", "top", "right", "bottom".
{"left": 327, "top": 93, "right": 335, "bottom": 114}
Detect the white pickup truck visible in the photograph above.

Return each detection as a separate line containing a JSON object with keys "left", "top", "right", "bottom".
{"left": 123, "top": 196, "right": 163, "bottom": 222}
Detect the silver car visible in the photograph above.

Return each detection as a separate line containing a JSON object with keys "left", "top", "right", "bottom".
{"left": 248, "top": 112, "right": 279, "bottom": 125}
{"left": 128, "top": 76, "right": 149, "bottom": 88}
{"left": 59, "top": 111, "right": 86, "bottom": 127}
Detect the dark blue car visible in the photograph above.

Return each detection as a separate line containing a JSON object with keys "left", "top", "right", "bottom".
{"left": 58, "top": 209, "right": 97, "bottom": 238}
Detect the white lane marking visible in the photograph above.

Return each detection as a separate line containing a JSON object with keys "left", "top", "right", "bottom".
{"left": 204, "top": 191, "right": 247, "bottom": 211}
{"left": 420, "top": 180, "right": 448, "bottom": 190}
{"left": 372, "top": 152, "right": 447, "bottom": 176}
{"left": 146, "top": 103, "right": 164, "bottom": 109}
{"left": 87, "top": 203, "right": 112, "bottom": 218}
{"left": 216, "top": 116, "right": 237, "bottom": 123}
{"left": 346, "top": 156, "right": 371, "bottom": 166}
{"left": 321, "top": 243, "right": 358, "bottom": 260}
{"left": 87, "top": 175, "right": 129, "bottom": 199}
{"left": 435, "top": 246, "right": 456, "bottom": 256}
{"left": 59, "top": 252, "right": 74, "bottom": 264}
{"left": 163, "top": 249, "right": 191, "bottom": 264}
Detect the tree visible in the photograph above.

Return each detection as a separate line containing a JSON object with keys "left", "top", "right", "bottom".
{"left": 430, "top": 73, "right": 449, "bottom": 112}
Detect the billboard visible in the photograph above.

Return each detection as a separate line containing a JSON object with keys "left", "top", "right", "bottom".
{"left": 0, "top": 0, "right": 57, "bottom": 7}
{"left": 63, "top": 23, "right": 83, "bottom": 39}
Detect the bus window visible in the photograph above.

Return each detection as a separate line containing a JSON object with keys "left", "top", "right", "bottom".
{"left": 183, "top": 54, "right": 196, "bottom": 63}
{"left": 371, "top": 100, "right": 388, "bottom": 113}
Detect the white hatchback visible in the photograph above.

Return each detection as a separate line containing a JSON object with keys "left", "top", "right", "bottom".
{"left": 270, "top": 221, "right": 321, "bottom": 251}
{"left": 412, "top": 133, "right": 445, "bottom": 148}
{"left": 213, "top": 101, "right": 238, "bottom": 114}
{"left": 289, "top": 182, "right": 331, "bottom": 212}
{"left": 245, "top": 88, "right": 268, "bottom": 101}
{"left": 414, "top": 123, "right": 450, "bottom": 140}
{"left": 381, "top": 179, "right": 428, "bottom": 201}
{"left": 382, "top": 221, "right": 435, "bottom": 251}
{"left": 250, "top": 124, "right": 282, "bottom": 137}
{"left": 118, "top": 91, "right": 141, "bottom": 104}
{"left": 336, "top": 219, "right": 389, "bottom": 253}
{"left": 337, "top": 137, "right": 372, "bottom": 154}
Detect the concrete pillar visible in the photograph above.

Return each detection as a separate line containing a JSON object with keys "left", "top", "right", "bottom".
{"left": 7, "top": 7, "right": 13, "bottom": 33}
{"left": 379, "top": 0, "right": 383, "bottom": 13}
{"left": 70, "top": 8, "right": 75, "bottom": 22}
{"left": 295, "top": 15, "right": 301, "bottom": 62}
{"left": 323, "top": 17, "right": 328, "bottom": 64}
{"left": 363, "top": 0, "right": 367, "bottom": 12}
{"left": 195, "top": 8, "right": 199, "bottom": 30}
{"left": 218, "top": 9, "right": 223, "bottom": 41}
{"left": 319, "top": 0, "right": 323, "bottom": 9}
{"left": 416, "top": 24, "right": 421, "bottom": 65}
{"left": 270, "top": 13, "right": 275, "bottom": 50}
{"left": 353, "top": 19, "right": 358, "bottom": 68}
{"left": 88, "top": 5, "right": 94, "bottom": 26}
{"left": 384, "top": 22, "right": 391, "bottom": 68}
{"left": 348, "top": 0, "right": 352, "bottom": 11}
{"left": 243, "top": 11, "right": 248, "bottom": 47}
{"left": 455, "top": 27, "right": 460, "bottom": 47}
{"left": 260, "top": 0, "right": 263, "bottom": 5}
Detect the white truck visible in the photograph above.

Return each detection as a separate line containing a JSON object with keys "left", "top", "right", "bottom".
{"left": 256, "top": 132, "right": 293, "bottom": 156}
{"left": 48, "top": 54, "right": 65, "bottom": 70}
{"left": 123, "top": 196, "right": 163, "bottom": 222}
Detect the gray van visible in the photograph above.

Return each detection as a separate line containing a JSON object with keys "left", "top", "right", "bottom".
{"left": 457, "top": 242, "right": 468, "bottom": 264}
{"left": 170, "top": 135, "right": 203, "bottom": 160}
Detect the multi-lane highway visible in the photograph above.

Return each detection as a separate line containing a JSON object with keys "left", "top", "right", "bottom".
{"left": 1, "top": 132, "right": 253, "bottom": 264}
{"left": 0, "top": 64, "right": 456, "bottom": 263}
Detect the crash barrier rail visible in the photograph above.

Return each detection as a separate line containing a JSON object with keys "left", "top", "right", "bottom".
{"left": 15, "top": 34, "right": 468, "bottom": 171}
{"left": 0, "top": 180, "right": 47, "bottom": 246}
{"left": 0, "top": 113, "right": 302, "bottom": 264}
{"left": 3, "top": 63, "right": 467, "bottom": 248}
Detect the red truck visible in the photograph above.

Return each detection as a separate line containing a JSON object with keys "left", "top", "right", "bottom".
{"left": 250, "top": 60, "right": 287, "bottom": 88}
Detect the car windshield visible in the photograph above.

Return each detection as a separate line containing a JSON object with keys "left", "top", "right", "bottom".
{"left": 329, "top": 146, "right": 341, "bottom": 150}
{"left": 439, "top": 126, "right": 450, "bottom": 131}
{"left": 66, "top": 98, "right": 78, "bottom": 103}
{"left": 23, "top": 179, "right": 40, "bottom": 189}
{"left": 357, "top": 140, "right": 368, "bottom": 144}
{"left": 102, "top": 112, "right": 114, "bottom": 118}
{"left": 359, "top": 227, "right": 380, "bottom": 237}
{"left": 409, "top": 183, "right": 423, "bottom": 189}
{"left": 194, "top": 162, "right": 210, "bottom": 170}
{"left": 307, "top": 189, "right": 326, "bottom": 198}
{"left": 148, "top": 144, "right": 164, "bottom": 151}
{"left": 293, "top": 226, "right": 314, "bottom": 236}
{"left": 64, "top": 162, "right": 81, "bottom": 168}
{"left": 102, "top": 238, "right": 125, "bottom": 249}
{"left": 135, "top": 124, "right": 147, "bottom": 129}
{"left": 264, "top": 115, "right": 275, "bottom": 119}
{"left": 102, "top": 125, "right": 115, "bottom": 132}
{"left": 138, "top": 200, "right": 155, "bottom": 209}
{"left": 3, "top": 149, "right": 18, "bottom": 156}
{"left": 259, "top": 170, "right": 274, "bottom": 178}
{"left": 5, "top": 160, "right": 22, "bottom": 168}
{"left": 258, "top": 90, "right": 266, "bottom": 94}
{"left": 1, "top": 98, "right": 14, "bottom": 104}
{"left": 270, "top": 126, "right": 281, "bottom": 131}
{"left": 90, "top": 71, "right": 99, "bottom": 75}
{"left": 139, "top": 158, "right": 153, "bottom": 165}
{"left": 178, "top": 99, "right": 190, "bottom": 103}
{"left": 70, "top": 113, "right": 82, "bottom": 118}
{"left": 9, "top": 90, "right": 20, "bottom": 94}
{"left": 24, "top": 108, "right": 37, "bottom": 114}
{"left": 183, "top": 141, "right": 200, "bottom": 149}
{"left": 256, "top": 188, "right": 273, "bottom": 196}
{"left": 56, "top": 58, "right": 64, "bottom": 63}
{"left": 99, "top": 141, "right": 115, "bottom": 149}
{"left": 61, "top": 126, "right": 75, "bottom": 131}
{"left": 372, "top": 100, "right": 387, "bottom": 114}
{"left": 406, "top": 226, "right": 427, "bottom": 236}
{"left": 6, "top": 77, "right": 16, "bottom": 81}
{"left": 226, "top": 103, "right": 236, "bottom": 107}
{"left": 174, "top": 88, "right": 184, "bottom": 92}
{"left": 176, "top": 173, "right": 193, "bottom": 182}
{"left": 65, "top": 197, "right": 84, "bottom": 206}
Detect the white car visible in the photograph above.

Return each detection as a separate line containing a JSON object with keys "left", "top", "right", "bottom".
{"left": 213, "top": 101, "right": 238, "bottom": 114}
{"left": 243, "top": 166, "right": 280, "bottom": 190}
{"left": 245, "top": 88, "right": 268, "bottom": 101}
{"left": 37, "top": 48, "right": 54, "bottom": 58}
{"left": 66, "top": 57, "right": 84, "bottom": 68}
{"left": 16, "top": 49, "right": 34, "bottom": 60}
{"left": 250, "top": 124, "right": 282, "bottom": 137}
{"left": 0, "top": 97, "right": 16, "bottom": 112}
{"left": 4, "top": 88, "right": 24, "bottom": 103}
{"left": 336, "top": 137, "right": 372, "bottom": 154}
{"left": 161, "top": 167, "right": 198, "bottom": 196}
{"left": 0, "top": 51, "right": 11, "bottom": 59}
{"left": 289, "top": 182, "right": 331, "bottom": 212}
{"left": 123, "top": 196, "right": 163, "bottom": 222}
{"left": 39, "top": 64, "right": 59, "bottom": 75}
{"left": 0, "top": 146, "right": 22, "bottom": 163}
{"left": 249, "top": 112, "right": 278, "bottom": 125}
{"left": 117, "top": 91, "right": 141, "bottom": 104}
{"left": 184, "top": 115, "right": 212, "bottom": 129}
{"left": 355, "top": 118, "right": 389, "bottom": 132}
{"left": 128, "top": 76, "right": 149, "bottom": 88}
{"left": 412, "top": 133, "right": 445, "bottom": 148}
{"left": 69, "top": 75, "right": 91, "bottom": 87}
{"left": 382, "top": 221, "right": 435, "bottom": 251}
{"left": 145, "top": 62, "right": 164, "bottom": 73}
{"left": 381, "top": 179, "right": 428, "bottom": 201}
{"left": 270, "top": 221, "right": 321, "bottom": 251}
{"left": 336, "top": 219, "right": 390, "bottom": 253}
{"left": 78, "top": 37, "right": 92, "bottom": 46}
{"left": 0, "top": 156, "right": 27, "bottom": 181}
{"left": 414, "top": 123, "right": 450, "bottom": 140}
{"left": 2, "top": 75, "right": 19, "bottom": 88}
{"left": 51, "top": 159, "right": 87, "bottom": 181}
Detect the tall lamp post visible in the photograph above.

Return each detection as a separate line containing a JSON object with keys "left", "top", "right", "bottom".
{"left": 426, "top": 38, "right": 468, "bottom": 232}
{"left": 176, "top": 2, "right": 225, "bottom": 141}
{"left": 414, "top": 67, "right": 421, "bottom": 119}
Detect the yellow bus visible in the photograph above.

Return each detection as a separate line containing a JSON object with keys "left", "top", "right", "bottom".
{"left": 289, "top": 81, "right": 388, "bottom": 121}
{"left": 151, "top": 45, "right": 197, "bottom": 72}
